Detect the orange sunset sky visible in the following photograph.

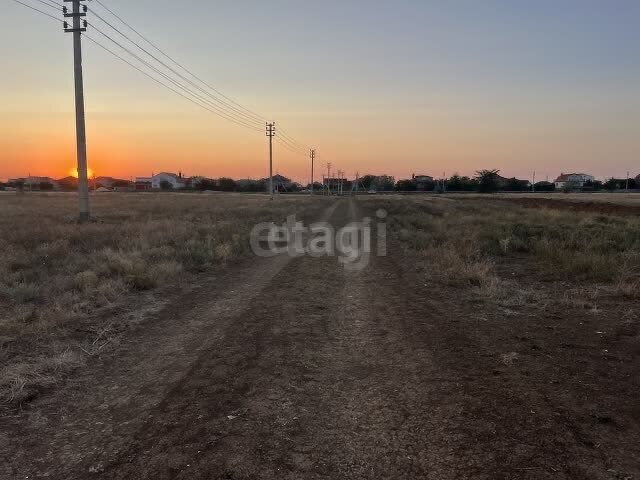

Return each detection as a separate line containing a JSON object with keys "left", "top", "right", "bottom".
{"left": 1, "top": 0, "right": 639, "bottom": 183}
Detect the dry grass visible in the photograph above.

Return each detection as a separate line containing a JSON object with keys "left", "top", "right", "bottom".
{"left": 446, "top": 192, "right": 640, "bottom": 207}
{"left": 378, "top": 196, "right": 640, "bottom": 306}
{"left": 0, "top": 192, "right": 326, "bottom": 406}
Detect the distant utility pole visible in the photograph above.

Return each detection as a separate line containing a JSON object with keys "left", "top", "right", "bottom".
{"left": 326, "top": 162, "right": 332, "bottom": 196}
{"left": 310, "top": 149, "right": 315, "bottom": 195}
{"left": 532, "top": 170, "right": 536, "bottom": 192}
{"left": 64, "top": 0, "right": 90, "bottom": 222}
{"left": 352, "top": 171, "right": 361, "bottom": 195}
{"left": 266, "top": 122, "right": 276, "bottom": 199}
{"left": 626, "top": 171, "right": 630, "bottom": 192}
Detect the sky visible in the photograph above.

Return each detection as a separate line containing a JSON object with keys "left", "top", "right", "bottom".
{"left": 1, "top": 0, "right": 639, "bottom": 183}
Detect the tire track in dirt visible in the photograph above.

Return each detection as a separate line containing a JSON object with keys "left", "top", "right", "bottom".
{"left": 1, "top": 201, "right": 342, "bottom": 479}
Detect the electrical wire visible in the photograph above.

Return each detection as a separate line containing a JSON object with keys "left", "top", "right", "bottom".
{"left": 277, "top": 136, "right": 307, "bottom": 155}
{"left": 88, "top": 23, "right": 264, "bottom": 132}
{"left": 85, "top": 34, "right": 261, "bottom": 133}
{"left": 93, "top": 0, "right": 267, "bottom": 124}
{"left": 31, "top": 0, "right": 61, "bottom": 11}
{"left": 10, "top": 0, "right": 316, "bottom": 158}
{"left": 89, "top": 0, "right": 313, "bottom": 154}
{"left": 10, "top": 0, "right": 63, "bottom": 23}
{"left": 87, "top": 6, "right": 264, "bottom": 128}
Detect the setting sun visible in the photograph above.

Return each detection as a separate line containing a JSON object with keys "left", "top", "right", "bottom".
{"left": 69, "top": 167, "right": 94, "bottom": 178}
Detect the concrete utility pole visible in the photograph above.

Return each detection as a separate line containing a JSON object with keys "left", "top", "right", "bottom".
{"left": 64, "top": 0, "right": 90, "bottom": 222}
{"left": 626, "top": 171, "right": 630, "bottom": 192}
{"left": 266, "top": 122, "right": 276, "bottom": 199}
{"left": 310, "top": 149, "right": 315, "bottom": 195}
{"left": 532, "top": 170, "right": 536, "bottom": 193}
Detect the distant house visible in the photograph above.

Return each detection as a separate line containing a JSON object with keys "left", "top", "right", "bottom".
{"left": 412, "top": 174, "right": 434, "bottom": 183}
{"left": 134, "top": 172, "right": 187, "bottom": 190}
{"left": 135, "top": 177, "right": 153, "bottom": 191}
{"left": 152, "top": 172, "right": 187, "bottom": 190}
{"left": 554, "top": 173, "right": 595, "bottom": 189}
{"left": 10, "top": 176, "right": 59, "bottom": 191}
{"left": 411, "top": 174, "right": 434, "bottom": 191}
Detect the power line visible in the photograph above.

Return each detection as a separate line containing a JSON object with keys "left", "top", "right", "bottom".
{"left": 275, "top": 141, "right": 306, "bottom": 157}
{"left": 11, "top": 0, "right": 319, "bottom": 168}
{"left": 278, "top": 127, "right": 308, "bottom": 149}
{"left": 10, "top": 0, "right": 64, "bottom": 23}
{"left": 89, "top": 0, "right": 312, "bottom": 152}
{"left": 275, "top": 135, "right": 307, "bottom": 155}
{"left": 87, "top": 5, "right": 264, "bottom": 128}
{"left": 31, "top": 0, "right": 61, "bottom": 12}
{"left": 92, "top": 0, "right": 267, "bottom": 125}
{"left": 87, "top": 23, "right": 263, "bottom": 132}
{"left": 84, "top": 34, "right": 260, "bottom": 133}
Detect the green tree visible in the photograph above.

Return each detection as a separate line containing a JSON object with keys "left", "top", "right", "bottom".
{"left": 395, "top": 179, "right": 417, "bottom": 191}
{"left": 474, "top": 169, "right": 501, "bottom": 193}
{"left": 604, "top": 178, "right": 619, "bottom": 191}
{"left": 218, "top": 177, "right": 237, "bottom": 192}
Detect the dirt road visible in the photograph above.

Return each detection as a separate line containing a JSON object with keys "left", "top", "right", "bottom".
{"left": 2, "top": 198, "right": 639, "bottom": 479}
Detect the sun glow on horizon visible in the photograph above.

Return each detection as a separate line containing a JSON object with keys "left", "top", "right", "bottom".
{"left": 69, "top": 167, "right": 94, "bottom": 179}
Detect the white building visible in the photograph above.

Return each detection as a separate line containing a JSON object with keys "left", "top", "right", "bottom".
{"left": 554, "top": 173, "right": 595, "bottom": 189}
{"left": 152, "top": 172, "right": 186, "bottom": 190}
{"left": 135, "top": 172, "right": 187, "bottom": 190}
{"left": 8, "top": 176, "right": 59, "bottom": 190}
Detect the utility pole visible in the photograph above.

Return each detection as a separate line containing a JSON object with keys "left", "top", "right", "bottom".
{"left": 64, "top": 0, "right": 90, "bottom": 222}
{"left": 266, "top": 122, "right": 275, "bottom": 199}
{"left": 327, "top": 162, "right": 332, "bottom": 196}
{"left": 626, "top": 171, "right": 630, "bottom": 192}
{"left": 532, "top": 170, "right": 536, "bottom": 193}
{"left": 310, "top": 149, "right": 315, "bottom": 195}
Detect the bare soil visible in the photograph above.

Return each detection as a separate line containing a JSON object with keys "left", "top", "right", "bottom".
{"left": 1, "top": 198, "right": 639, "bottom": 479}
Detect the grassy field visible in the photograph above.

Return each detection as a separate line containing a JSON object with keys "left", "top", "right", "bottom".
{"left": 0, "top": 192, "right": 327, "bottom": 406}
{"left": 445, "top": 192, "right": 640, "bottom": 206}
{"left": 377, "top": 195, "right": 640, "bottom": 293}
{"left": 1, "top": 191, "right": 639, "bottom": 407}
{"left": 3, "top": 193, "right": 640, "bottom": 477}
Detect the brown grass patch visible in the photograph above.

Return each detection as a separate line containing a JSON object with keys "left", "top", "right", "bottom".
{"left": 0, "top": 192, "right": 327, "bottom": 406}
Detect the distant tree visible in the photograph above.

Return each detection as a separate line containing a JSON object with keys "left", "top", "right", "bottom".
{"left": 360, "top": 175, "right": 394, "bottom": 191}
{"left": 377, "top": 175, "right": 395, "bottom": 191}
{"left": 395, "top": 179, "right": 417, "bottom": 191}
{"left": 447, "top": 174, "right": 476, "bottom": 191}
{"left": 196, "top": 178, "right": 217, "bottom": 191}
{"left": 159, "top": 180, "right": 173, "bottom": 190}
{"left": 360, "top": 175, "right": 376, "bottom": 190}
{"left": 503, "top": 177, "right": 529, "bottom": 192}
{"left": 604, "top": 178, "right": 619, "bottom": 192}
{"left": 475, "top": 169, "right": 501, "bottom": 193}
{"left": 218, "top": 177, "right": 237, "bottom": 192}
{"left": 534, "top": 181, "right": 555, "bottom": 192}
{"left": 582, "top": 179, "right": 605, "bottom": 192}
